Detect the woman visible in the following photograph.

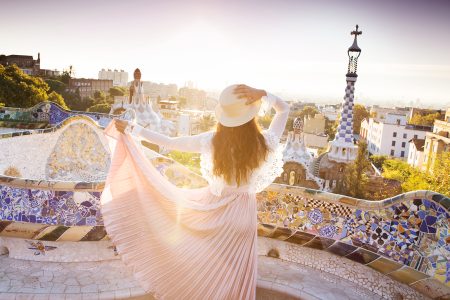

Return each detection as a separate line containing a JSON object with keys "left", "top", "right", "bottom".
{"left": 101, "top": 84, "right": 289, "bottom": 299}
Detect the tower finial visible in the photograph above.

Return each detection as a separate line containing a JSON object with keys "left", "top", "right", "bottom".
{"left": 351, "top": 24, "right": 362, "bottom": 37}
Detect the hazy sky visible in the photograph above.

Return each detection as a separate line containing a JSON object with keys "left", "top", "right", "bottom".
{"left": 1, "top": 0, "right": 450, "bottom": 107}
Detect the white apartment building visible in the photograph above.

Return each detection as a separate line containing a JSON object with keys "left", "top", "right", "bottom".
{"left": 370, "top": 105, "right": 410, "bottom": 121}
{"left": 98, "top": 69, "right": 128, "bottom": 87}
{"left": 360, "top": 113, "right": 431, "bottom": 159}
{"left": 318, "top": 105, "right": 340, "bottom": 121}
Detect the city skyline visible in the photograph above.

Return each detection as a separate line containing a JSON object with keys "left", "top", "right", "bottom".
{"left": 1, "top": 0, "right": 450, "bottom": 107}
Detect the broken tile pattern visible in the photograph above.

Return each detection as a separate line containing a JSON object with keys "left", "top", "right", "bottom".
{"left": 257, "top": 255, "right": 384, "bottom": 300}
{"left": 0, "top": 254, "right": 146, "bottom": 299}
{"left": 0, "top": 252, "right": 408, "bottom": 300}
{"left": 0, "top": 102, "right": 116, "bottom": 129}
{"left": 0, "top": 187, "right": 103, "bottom": 226}
{"left": 257, "top": 188, "right": 450, "bottom": 286}
{"left": 258, "top": 237, "right": 433, "bottom": 300}
{"left": 0, "top": 117, "right": 110, "bottom": 182}
{"left": 45, "top": 123, "right": 110, "bottom": 182}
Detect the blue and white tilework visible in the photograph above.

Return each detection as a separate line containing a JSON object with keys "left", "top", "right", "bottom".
{"left": 257, "top": 190, "right": 450, "bottom": 285}
{"left": 334, "top": 80, "right": 355, "bottom": 144}
{"left": 0, "top": 185, "right": 103, "bottom": 226}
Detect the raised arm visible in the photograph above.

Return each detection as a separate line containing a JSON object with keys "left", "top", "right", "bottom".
{"left": 263, "top": 93, "right": 290, "bottom": 138}
{"left": 233, "top": 85, "right": 290, "bottom": 138}
{"left": 129, "top": 124, "right": 212, "bottom": 153}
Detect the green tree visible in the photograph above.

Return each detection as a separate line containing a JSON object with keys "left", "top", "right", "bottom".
{"left": 109, "top": 87, "right": 125, "bottom": 97}
{"left": 370, "top": 155, "right": 388, "bottom": 170}
{"left": 68, "top": 96, "right": 94, "bottom": 111}
{"left": 168, "top": 150, "right": 201, "bottom": 173}
{"left": 353, "top": 104, "right": 369, "bottom": 134}
{"left": 342, "top": 141, "right": 371, "bottom": 198}
{"left": 381, "top": 156, "right": 449, "bottom": 197}
{"left": 63, "top": 91, "right": 81, "bottom": 110}
{"left": 428, "top": 152, "right": 450, "bottom": 196}
{"left": 0, "top": 65, "right": 68, "bottom": 108}
{"left": 198, "top": 114, "right": 216, "bottom": 132}
{"left": 296, "top": 105, "right": 319, "bottom": 119}
{"left": 87, "top": 103, "right": 111, "bottom": 113}
{"left": 58, "top": 70, "right": 71, "bottom": 84}
{"left": 94, "top": 90, "right": 106, "bottom": 101}
{"left": 324, "top": 116, "right": 338, "bottom": 141}
{"left": 45, "top": 79, "right": 66, "bottom": 94}
{"left": 409, "top": 112, "right": 442, "bottom": 126}
{"left": 382, "top": 159, "right": 416, "bottom": 183}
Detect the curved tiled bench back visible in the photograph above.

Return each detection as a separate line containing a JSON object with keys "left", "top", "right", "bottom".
{"left": 0, "top": 101, "right": 121, "bottom": 129}
{"left": 1, "top": 181, "right": 448, "bottom": 285}
{"left": 257, "top": 185, "right": 450, "bottom": 290}
{"left": 0, "top": 115, "right": 111, "bottom": 182}
{"left": 0, "top": 115, "right": 449, "bottom": 296}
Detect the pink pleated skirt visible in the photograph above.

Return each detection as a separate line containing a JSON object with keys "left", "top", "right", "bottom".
{"left": 100, "top": 122, "right": 257, "bottom": 300}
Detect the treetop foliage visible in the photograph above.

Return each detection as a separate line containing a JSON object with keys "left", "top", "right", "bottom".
{"left": 409, "top": 112, "right": 443, "bottom": 126}
{"left": 382, "top": 153, "right": 449, "bottom": 197}
{"left": 0, "top": 64, "right": 68, "bottom": 109}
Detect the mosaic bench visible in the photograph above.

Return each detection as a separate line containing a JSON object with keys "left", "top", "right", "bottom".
{"left": 0, "top": 114, "right": 449, "bottom": 299}
{"left": 0, "top": 101, "right": 122, "bottom": 129}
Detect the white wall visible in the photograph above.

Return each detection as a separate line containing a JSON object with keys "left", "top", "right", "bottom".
{"left": 365, "top": 118, "right": 427, "bottom": 159}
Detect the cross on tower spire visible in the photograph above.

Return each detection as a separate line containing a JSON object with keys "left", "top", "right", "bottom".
{"left": 351, "top": 24, "right": 362, "bottom": 37}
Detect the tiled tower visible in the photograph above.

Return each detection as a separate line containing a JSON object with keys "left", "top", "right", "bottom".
{"left": 328, "top": 25, "right": 362, "bottom": 163}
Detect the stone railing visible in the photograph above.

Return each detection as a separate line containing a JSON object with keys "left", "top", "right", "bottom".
{"left": 0, "top": 101, "right": 124, "bottom": 129}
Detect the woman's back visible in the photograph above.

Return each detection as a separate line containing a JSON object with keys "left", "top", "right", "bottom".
{"left": 105, "top": 84, "right": 290, "bottom": 299}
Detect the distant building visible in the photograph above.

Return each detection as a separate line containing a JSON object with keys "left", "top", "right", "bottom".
{"left": 304, "top": 114, "right": 326, "bottom": 134}
{"left": 421, "top": 109, "right": 450, "bottom": 171}
{"left": 67, "top": 78, "right": 113, "bottom": 98}
{"left": 0, "top": 53, "right": 60, "bottom": 77}
{"left": 360, "top": 113, "right": 431, "bottom": 159}
{"left": 370, "top": 105, "right": 410, "bottom": 121}
{"left": 278, "top": 118, "right": 323, "bottom": 190}
{"left": 0, "top": 53, "right": 40, "bottom": 75}
{"left": 319, "top": 104, "right": 340, "bottom": 121}
{"left": 179, "top": 87, "right": 207, "bottom": 110}
{"left": 157, "top": 99, "right": 179, "bottom": 121}
{"left": 139, "top": 81, "right": 178, "bottom": 100}
{"left": 98, "top": 69, "right": 128, "bottom": 87}
{"left": 407, "top": 138, "right": 425, "bottom": 169}
{"left": 288, "top": 101, "right": 317, "bottom": 116}
{"left": 303, "top": 113, "right": 328, "bottom": 149}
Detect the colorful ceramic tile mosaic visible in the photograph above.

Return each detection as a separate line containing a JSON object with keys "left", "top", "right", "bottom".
{"left": 0, "top": 101, "right": 123, "bottom": 129}
{"left": 0, "top": 185, "right": 103, "bottom": 226}
{"left": 257, "top": 186, "right": 450, "bottom": 285}
{"left": 45, "top": 122, "right": 110, "bottom": 181}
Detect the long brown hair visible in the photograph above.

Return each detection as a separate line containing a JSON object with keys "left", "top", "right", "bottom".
{"left": 212, "top": 118, "right": 269, "bottom": 186}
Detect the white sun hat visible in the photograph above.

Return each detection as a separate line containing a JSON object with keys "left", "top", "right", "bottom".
{"left": 215, "top": 84, "right": 262, "bottom": 127}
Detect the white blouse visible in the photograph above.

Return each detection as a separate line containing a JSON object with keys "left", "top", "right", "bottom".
{"left": 129, "top": 93, "right": 290, "bottom": 196}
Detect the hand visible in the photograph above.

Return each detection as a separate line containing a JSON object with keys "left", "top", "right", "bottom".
{"left": 115, "top": 119, "right": 129, "bottom": 134}
{"left": 233, "top": 84, "right": 267, "bottom": 105}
